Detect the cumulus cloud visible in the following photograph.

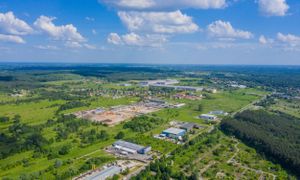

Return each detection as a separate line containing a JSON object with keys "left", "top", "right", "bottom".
{"left": 258, "top": 0, "right": 289, "bottom": 16}
{"left": 0, "top": 11, "right": 33, "bottom": 35}
{"left": 34, "top": 16, "right": 85, "bottom": 43}
{"left": 107, "top": 33, "right": 123, "bottom": 45}
{"left": 259, "top": 33, "right": 300, "bottom": 51}
{"left": 207, "top": 20, "right": 253, "bottom": 40}
{"left": 118, "top": 10, "right": 199, "bottom": 34}
{"left": 259, "top": 35, "right": 274, "bottom": 45}
{"left": 0, "top": 34, "right": 25, "bottom": 43}
{"left": 101, "top": 0, "right": 226, "bottom": 10}
{"left": 33, "top": 15, "right": 91, "bottom": 49}
{"left": 107, "top": 32, "right": 167, "bottom": 47}
{"left": 277, "top": 33, "right": 300, "bottom": 47}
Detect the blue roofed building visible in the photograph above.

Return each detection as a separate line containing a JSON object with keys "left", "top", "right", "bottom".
{"left": 162, "top": 128, "right": 186, "bottom": 139}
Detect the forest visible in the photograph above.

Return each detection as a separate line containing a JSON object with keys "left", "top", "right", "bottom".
{"left": 220, "top": 110, "right": 300, "bottom": 177}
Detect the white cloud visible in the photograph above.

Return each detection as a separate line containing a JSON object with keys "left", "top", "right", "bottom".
{"left": 207, "top": 20, "right": 253, "bottom": 39}
{"left": 92, "top": 29, "right": 97, "bottom": 35}
{"left": 35, "top": 45, "right": 59, "bottom": 50}
{"left": 0, "top": 34, "right": 25, "bottom": 43}
{"left": 258, "top": 0, "right": 289, "bottom": 16}
{"left": 259, "top": 35, "right": 274, "bottom": 44}
{"left": 34, "top": 15, "right": 88, "bottom": 49}
{"left": 118, "top": 10, "right": 199, "bottom": 34}
{"left": 101, "top": 0, "right": 226, "bottom": 10}
{"left": 110, "top": 0, "right": 155, "bottom": 9}
{"left": 277, "top": 33, "right": 300, "bottom": 47}
{"left": 107, "top": 33, "right": 123, "bottom": 45}
{"left": 34, "top": 15, "right": 85, "bottom": 43}
{"left": 107, "top": 32, "right": 167, "bottom": 47}
{"left": 0, "top": 11, "right": 33, "bottom": 35}
{"left": 259, "top": 33, "right": 300, "bottom": 51}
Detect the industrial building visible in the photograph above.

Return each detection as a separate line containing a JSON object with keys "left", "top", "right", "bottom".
{"left": 85, "top": 166, "right": 121, "bottom": 180}
{"left": 139, "top": 79, "right": 179, "bottom": 87}
{"left": 150, "top": 84, "right": 203, "bottom": 92}
{"left": 178, "top": 123, "right": 195, "bottom": 132}
{"left": 209, "top": 110, "right": 228, "bottom": 116}
{"left": 161, "top": 128, "right": 186, "bottom": 139}
{"left": 199, "top": 114, "right": 217, "bottom": 120}
{"left": 113, "top": 140, "right": 151, "bottom": 154}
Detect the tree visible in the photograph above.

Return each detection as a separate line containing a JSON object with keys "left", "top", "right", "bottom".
{"left": 97, "top": 130, "right": 109, "bottom": 140}
{"left": 25, "top": 133, "right": 48, "bottom": 149}
{"left": 13, "top": 114, "right": 21, "bottom": 123}
{"left": 197, "top": 104, "right": 203, "bottom": 112}
{"left": 0, "top": 116, "right": 10, "bottom": 123}
{"left": 115, "top": 131, "right": 125, "bottom": 139}
{"left": 54, "top": 159, "right": 63, "bottom": 168}
{"left": 59, "top": 145, "right": 70, "bottom": 155}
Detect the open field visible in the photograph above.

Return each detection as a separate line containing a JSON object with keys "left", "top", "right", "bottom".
{"left": 269, "top": 98, "right": 300, "bottom": 118}
{"left": 0, "top": 65, "right": 297, "bottom": 179}
{"left": 0, "top": 85, "right": 265, "bottom": 179}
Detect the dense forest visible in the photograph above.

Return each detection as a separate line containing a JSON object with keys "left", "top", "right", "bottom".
{"left": 220, "top": 110, "right": 300, "bottom": 177}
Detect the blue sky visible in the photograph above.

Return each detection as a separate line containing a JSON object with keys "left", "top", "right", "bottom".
{"left": 0, "top": 0, "right": 299, "bottom": 64}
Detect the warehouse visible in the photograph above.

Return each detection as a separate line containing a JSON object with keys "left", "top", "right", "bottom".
{"left": 113, "top": 140, "right": 151, "bottom": 154}
{"left": 87, "top": 166, "right": 121, "bottom": 180}
{"left": 162, "top": 128, "right": 186, "bottom": 139}
{"left": 199, "top": 114, "right": 217, "bottom": 120}
{"left": 150, "top": 84, "right": 203, "bottom": 92}
{"left": 180, "top": 123, "right": 196, "bottom": 132}
{"left": 209, "top": 110, "right": 228, "bottom": 116}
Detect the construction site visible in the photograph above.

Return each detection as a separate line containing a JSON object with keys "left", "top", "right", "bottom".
{"left": 73, "top": 101, "right": 166, "bottom": 126}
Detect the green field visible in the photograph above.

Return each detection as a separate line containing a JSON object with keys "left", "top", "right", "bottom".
{"left": 2, "top": 71, "right": 295, "bottom": 180}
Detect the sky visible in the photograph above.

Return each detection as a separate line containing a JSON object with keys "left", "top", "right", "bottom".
{"left": 0, "top": 0, "right": 300, "bottom": 65}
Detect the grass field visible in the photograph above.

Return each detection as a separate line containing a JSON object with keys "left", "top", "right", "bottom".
{"left": 0, "top": 79, "right": 276, "bottom": 179}
{"left": 269, "top": 99, "right": 300, "bottom": 118}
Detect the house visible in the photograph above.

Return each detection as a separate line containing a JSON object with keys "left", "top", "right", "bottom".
{"left": 199, "top": 114, "right": 217, "bottom": 120}
{"left": 162, "top": 128, "right": 186, "bottom": 139}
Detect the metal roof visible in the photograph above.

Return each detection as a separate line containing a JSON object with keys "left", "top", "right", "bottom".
{"left": 87, "top": 166, "right": 121, "bottom": 180}
{"left": 180, "top": 123, "right": 195, "bottom": 130}
{"left": 113, "top": 140, "right": 144, "bottom": 151}
{"left": 163, "top": 127, "right": 186, "bottom": 135}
